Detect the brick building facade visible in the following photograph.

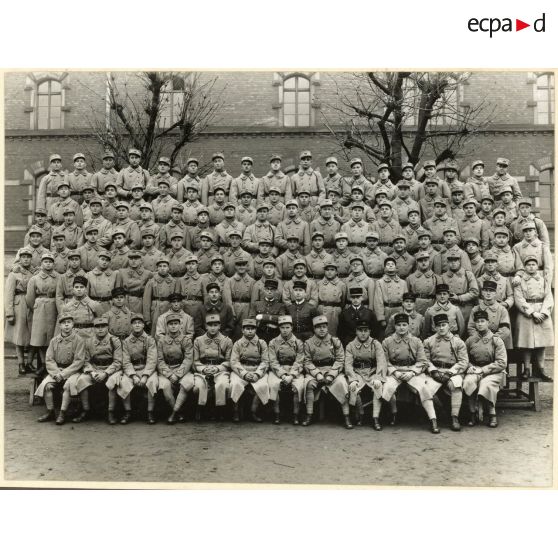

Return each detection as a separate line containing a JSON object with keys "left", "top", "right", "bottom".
{"left": 3, "top": 71, "right": 555, "bottom": 251}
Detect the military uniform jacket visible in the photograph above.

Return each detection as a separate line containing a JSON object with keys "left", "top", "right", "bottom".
{"left": 242, "top": 221, "right": 276, "bottom": 254}
{"left": 159, "top": 220, "right": 188, "bottom": 250}
{"left": 103, "top": 305, "right": 133, "bottom": 339}
{"left": 48, "top": 197, "right": 84, "bottom": 227}
{"left": 67, "top": 170, "right": 92, "bottom": 199}
{"left": 487, "top": 172, "right": 522, "bottom": 202}
{"left": 231, "top": 336, "right": 269, "bottom": 378}
{"left": 424, "top": 214, "right": 461, "bottom": 246}
{"left": 392, "top": 251, "right": 415, "bottom": 279}
{"left": 441, "top": 268, "right": 480, "bottom": 307}
{"left": 214, "top": 219, "right": 246, "bottom": 250}
{"left": 51, "top": 223, "right": 83, "bottom": 250}
{"left": 148, "top": 172, "right": 177, "bottom": 199}
{"left": 193, "top": 333, "right": 233, "bottom": 374}
{"left": 323, "top": 173, "right": 344, "bottom": 199}
{"left": 142, "top": 273, "right": 176, "bottom": 322}
{"left": 393, "top": 197, "right": 420, "bottom": 227}
{"left": 337, "top": 305, "right": 380, "bottom": 346}
{"left": 477, "top": 272, "right": 514, "bottom": 308}
{"left": 91, "top": 168, "right": 118, "bottom": 195}
{"left": 330, "top": 249, "right": 353, "bottom": 278}
{"left": 52, "top": 248, "right": 70, "bottom": 275}
{"left": 362, "top": 247, "right": 388, "bottom": 279}
{"left": 340, "top": 219, "right": 373, "bottom": 251}
{"left": 491, "top": 245, "right": 521, "bottom": 278}
{"left": 24, "top": 222, "right": 52, "bottom": 249}
{"left": 181, "top": 199, "right": 205, "bottom": 226}
{"left": 83, "top": 215, "right": 113, "bottom": 247}
{"left": 116, "top": 166, "right": 151, "bottom": 199}
{"left": 432, "top": 245, "right": 472, "bottom": 275}
{"left": 372, "top": 217, "right": 403, "bottom": 249}
{"left": 229, "top": 273, "right": 256, "bottom": 304}
{"left": 76, "top": 243, "right": 101, "bottom": 272}
{"left": 373, "top": 275, "right": 408, "bottom": 322}
{"left": 259, "top": 171, "right": 292, "bottom": 203}
{"left": 156, "top": 333, "right": 193, "bottom": 378}
{"left": 496, "top": 201, "right": 518, "bottom": 226}
{"left": 37, "top": 170, "right": 68, "bottom": 210}
{"left": 341, "top": 176, "right": 374, "bottom": 206}
{"left": 287, "top": 301, "right": 319, "bottom": 341}
{"left": 513, "top": 238, "right": 553, "bottom": 280}
{"left": 345, "top": 273, "right": 375, "bottom": 306}
{"left": 236, "top": 205, "right": 257, "bottom": 227}
{"left": 458, "top": 215, "right": 490, "bottom": 250}
{"left": 155, "top": 309, "right": 194, "bottom": 341}
{"left": 310, "top": 217, "right": 341, "bottom": 250}
{"left": 466, "top": 176, "right": 491, "bottom": 202}
{"left": 208, "top": 202, "right": 226, "bottom": 227}
{"left": 195, "top": 247, "right": 219, "bottom": 275}
{"left": 305, "top": 250, "right": 334, "bottom": 279}
{"left": 382, "top": 333, "right": 427, "bottom": 374}
{"left": 275, "top": 250, "right": 304, "bottom": 280}
{"left": 423, "top": 332, "right": 469, "bottom": 374}
{"left": 249, "top": 298, "right": 287, "bottom": 338}
{"left": 45, "top": 331, "right": 85, "bottom": 379}
{"left": 385, "top": 311, "right": 424, "bottom": 338}
{"left": 113, "top": 218, "right": 141, "bottom": 249}
{"left": 465, "top": 331, "right": 507, "bottom": 374}
{"left": 194, "top": 301, "right": 235, "bottom": 338}
{"left": 223, "top": 247, "right": 254, "bottom": 278}
{"left": 152, "top": 194, "right": 175, "bottom": 224}
{"left": 61, "top": 296, "right": 100, "bottom": 329}
{"left": 419, "top": 194, "right": 439, "bottom": 222}
{"left": 116, "top": 266, "right": 153, "bottom": 298}
{"left": 345, "top": 337, "right": 387, "bottom": 380}
{"left": 141, "top": 247, "right": 166, "bottom": 273}
{"left": 201, "top": 171, "right": 233, "bottom": 206}
{"left": 122, "top": 331, "right": 158, "bottom": 377}
{"left": 423, "top": 302, "right": 465, "bottom": 338}
{"left": 406, "top": 270, "right": 438, "bottom": 303}
{"left": 275, "top": 218, "right": 310, "bottom": 254}
{"left": 83, "top": 333, "right": 122, "bottom": 376}
{"left": 110, "top": 246, "right": 130, "bottom": 271}
{"left": 268, "top": 334, "right": 304, "bottom": 376}
{"left": 175, "top": 272, "right": 205, "bottom": 304}
{"left": 283, "top": 276, "right": 318, "bottom": 307}
{"left": 289, "top": 168, "right": 326, "bottom": 203}
{"left": 102, "top": 199, "right": 119, "bottom": 223}
{"left": 416, "top": 178, "right": 451, "bottom": 201}
{"left": 317, "top": 277, "right": 347, "bottom": 307}
{"left": 469, "top": 254, "right": 485, "bottom": 278}
{"left": 303, "top": 334, "right": 344, "bottom": 377}
{"left": 166, "top": 247, "right": 194, "bottom": 278}
{"left": 177, "top": 176, "right": 202, "bottom": 203}
{"left": 230, "top": 174, "right": 260, "bottom": 205}
{"left": 200, "top": 272, "right": 233, "bottom": 308}
{"left": 509, "top": 215, "right": 550, "bottom": 246}
{"left": 55, "top": 268, "right": 88, "bottom": 311}
{"left": 466, "top": 301, "right": 511, "bottom": 342}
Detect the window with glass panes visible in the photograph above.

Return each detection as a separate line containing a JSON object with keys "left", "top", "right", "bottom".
{"left": 36, "top": 80, "right": 62, "bottom": 129}
{"left": 535, "top": 74, "right": 554, "bottom": 125}
{"left": 282, "top": 75, "right": 311, "bottom": 127}
{"left": 159, "top": 77, "right": 185, "bottom": 128}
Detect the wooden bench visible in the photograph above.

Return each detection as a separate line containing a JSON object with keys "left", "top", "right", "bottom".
{"left": 498, "top": 353, "right": 542, "bottom": 412}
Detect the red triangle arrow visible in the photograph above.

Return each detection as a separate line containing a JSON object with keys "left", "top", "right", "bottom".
{"left": 516, "top": 19, "right": 530, "bottom": 31}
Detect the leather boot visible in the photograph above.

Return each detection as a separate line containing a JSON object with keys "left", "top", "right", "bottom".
{"left": 344, "top": 416, "right": 353, "bottom": 429}
{"left": 292, "top": 414, "right": 299, "bottom": 426}
{"left": 273, "top": 412, "right": 281, "bottom": 425}
{"left": 167, "top": 411, "right": 178, "bottom": 424}
{"left": 451, "top": 416, "right": 461, "bottom": 432}
{"left": 37, "top": 410, "right": 55, "bottom": 423}
{"left": 25, "top": 362, "right": 37, "bottom": 375}
{"left": 107, "top": 411, "right": 117, "bottom": 425}
{"left": 389, "top": 413, "right": 397, "bottom": 426}
{"left": 355, "top": 413, "right": 363, "bottom": 427}
{"left": 55, "top": 411, "right": 66, "bottom": 425}
{"left": 120, "top": 412, "right": 131, "bottom": 425}
{"left": 232, "top": 408, "right": 240, "bottom": 423}
{"left": 147, "top": 411, "right": 156, "bottom": 425}
{"left": 488, "top": 415, "right": 498, "bottom": 428}
{"left": 302, "top": 413, "right": 313, "bottom": 426}
{"left": 18, "top": 364, "right": 27, "bottom": 375}
{"left": 72, "top": 410, "right": 89, "bottom": 423}
{"left": 430, "top": 419, "right": 440, "bottom": 434}
{"left": 252, "top": 412, "right": 263, "bottom": 423}
{"left": 467, "top": 411, "right": 477, "bottom": 427}
{"left": 534, "top": 365, "right": 553, "bottom": 383}
{"left": 372, "top": 418, "right": 382, "bottom": 431}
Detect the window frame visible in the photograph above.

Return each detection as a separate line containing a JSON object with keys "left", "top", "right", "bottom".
{"left": 534, "top": 72, "right": 555, "bottom": 125}
{"left": 158, "top": 76, "right": 186, "bottom": 129}
{"left": 280, "top": 74, "right": 312, "bottom": 128}
{"left": 34, "top": 79, "right": 64, "bottom": 130}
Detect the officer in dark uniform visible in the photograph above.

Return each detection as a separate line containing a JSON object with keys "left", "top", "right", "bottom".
{"left": 249, "top": 279, "right": 287, "bottom": 344}
{"left": 337, "top": 287, "right": 379, "bottom": 346}
{"left": 286, "top": 280, "right": 319, "bottom": 342}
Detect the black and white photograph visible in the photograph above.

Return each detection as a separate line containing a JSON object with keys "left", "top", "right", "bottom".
{"left": 2, "top": 69, "right": 555, "bottom": 487}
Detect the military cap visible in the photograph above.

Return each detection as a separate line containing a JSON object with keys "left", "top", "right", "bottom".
{"left": 435, "top": 283, "right": 450, "bottom": 294}
{"left": 311, "top": 231, "right": 325, "bottom": 240}
{"left": 18, "top": 247, "right": 34, "bottom": 257}
{"left": 377, "top": 163, "right": 389, "bottom": 172}
{"left": 127, "top": 250, "right": 143, "bottom": 258}
{"left": 297, "top": 188, "right": 312, "bottom": 196}
{"left": 49, "top": 153, "right": 62, "bottom": 163}
{"left": 82, "top": 184, "right": 95, "bottom": 192}
{"left": 401, "top": 162, "right": 414, "bottom": 171}
{"left": 67, "top": 250, "right": 81, "bottom": 259}
{"left": 482, "top": 250, "right": 498, "bottom": 262}
{"left": 269, "top": 154, "right": 282, "bottom": 163}
{"left": 393, "top": 313, "right": 409, "bottom": 324}
{"left": 111, "top": 287, "right": 127, "bottom": 298}
{"left": 205, "top": 313, "right": 221, "bottom": 324}
{"left": 98, "top": 250, "right": 112, "bottom": 260}
{"left": 327, "top": 185, "right": 342, "bottom": 196}
{"left": 523, "top": 254, "right": 539, "bottom": 265}
{"left": 28, "top": 225, "right": 43, "bottom": 236}
{"left": 349, "top": 158, "right": 363, "bottom": 167}
{"left": 423, "top": 160, "right": 436, "bottom": 169}
{"left": 496, "top": 157, "right": 510, "bottom": 166}
{"left": 446, "top": 247, "right": 462, "bottom": 260}
{"left": 264, "top": 279, "right": 279, "bottom": 290}
{"left": 168, "top": 292, "right": 183, "bottom": 302}
{"left": 374, "top": 186, "right": 389, "bottom": 198}
{"left": 293, "top": 258, "right": 307, "bottom": 268}
{"left": 141, "top": 228, "right": 157, "bottom": 238}
{"left": 241, "top": 156, "right": 253, "bottom": 165}
{"left": 443, "top": 226, "right": 458, "bottom": 236}
{"left": 473, "top": 310, "right": 489, "bottom": 321}
{"left": 104, "top": 182, "right": 117, "bottom": 190}
{"left": 480, "top": 195, "right": 494, "bottom": 203}
{"left": 183, "top": 156, "right": 199, "bottom": 166}
{"left": 57, "top": 182, "right": 70, "bottom": 191}
{"left": 355, "top": 320, "right": 370, "bottom": 329}
{"left": 234, "top": 258, "right": 249, "bottom": 266}
{"left": 350, "top": 201, "right": 365, "bottom": 210}
{"left": 292, "top": 280, "right": 307, "bottom": 290}
{"left": 242, "top": 318, "right": 257, "bottom": 328}
{"left": 256, "top": 203, "right": 270, "bottom": 212}
{"left": 211, "top": 152, "right": 225, "bottom": 161}
{"left": 517, "top": 198, "right": 533, "bottom": 207}
{"left": 417, "top": 229, "right": 432, "bottom": 238}
{"left": 210, "top": 254, "right": 225, "bottom": 264}
{"left": 471, "top": 160, "right": 484, "bottom": 169}
{"left": 157, "top": 179, "right": 171, "bottom": 187}
{"left": 334, "top": 232, "right": 349, "bottom": 241}
{"left": 41, "top": 252, "right": 55, "bottom": 262}
{"left": 319, "top": 199, "right": 333, "bottom": 208}
{"left": 102, "top": 150, "right": 115, "bottom": 159}
{"left": 407, "top": 208, "right": 420, "bottom": 216}
{"left": 463, "top": 237, "right": 479, "bottom": 246}
{"left": 199, "top": 230, "right": 214, "bottom": 240}
{"left": 450, "top": 184, "right": 464, "bottom": 194}
{"left": 62, "top": 207, "right": 76, "bottom": 215}
{"left": 300, "top": 150, "right": 312, "bottom": 159}
{"left": 285, "top": 199, "right": 299, "bottom": 208}
{"left": 197, "top": 206, "right": 210, "bottom": 215}
{"left": 128, "top": 148, "right": 142, "bottom": 157}
{"left": 324, "top": 261, "right": 338, "bottom": 269}
{"left": 223, "top": 201, "right": 236, "bottom": 211}
{"left": 185, "top": 254, "right": 199, "bottom": 264}
{"left": 115, "top": 200, "right": 130, "bottom": 210}
{"left": 383, "top": 256, "right": 396, "bottom": 266}
{"left": 498, "top": 185, "right": 513, "bottom": 195}
{"left": 365, "top": 231, "right": 380, "bottom": 240}
{"left": 442, "top": 160, "right": 459, "bottom": 171}
{"left": 239, "top": 189, "right": 254, "bottom": 197}
{"left": 258, "top": 239, "right": 273, "bottom": 246}
{"left": 58, "top": 312, "right": 74, "bottom": 323}
{"left": 393, "top": 233, "right": 407, "bottom": 243}
{"left": 492, "top": 208, "right": 506, "bottom": 218}
{"left": 112, "top": 227, "right": 127, "bottom": 238}
{"left": 227, "top": 229, "right": 242, "bottom": 239}
{"left": 351, "top": 184, "right": 364, "bottom": 193}
{"left": 34, "top": 207, "right": 48, "bottom": 215}
{"left": 73, "top": 153, "right": 86, "bottom": 161}
{"left": 521, "top": 221, "right": 536, "bottom": 231}
{"left": 402, "top": 292, "right": 416, "bottom": 301}
{"left": 52, "top": 230, "right": 66, "bottom": 239}
{"left": 349, "top": 287, "right": 364, "bottom": 297}
{"left": 131, "top": 183, "right": 145, "bottom": 191}
{"left": 138, "top": 201, "right": 154, "bottom": 211}
{"left": 312, "top": 315, "right": 328, "bottom": 327}
{"left": 424, "top": 178, "right": 439, "bottom": 185}
{"left": 481, "top": 280, "right": 497, "bottom": 292}
{"left": 73, "top": 275, "right": 88, "bottom": 287}
{"left": 268, "top": 186, "right": 282, "bottom": 195}
{"left": 433, "top": 197, "right": 448, "bottom": 207}
{"left": 206, "top": 281, "right": 221, "bottom": 292}
{"left": 170, "top": 230, "right": 184, "bottom": 240}
{"left": 156, "top": 256, "right": 170, "bottom": 266}
{"left": 325, "top": 156, "right": 338, "bottom": 165}
{"left": 165, "top": 313, "right": 182, "bottom": 325}
{"left": 378, "top": 199, "right": 392, "bottom": 208}
{"left": 397, "top": 180, "right": 411, "bottom": 189}
{"left": 462, "top": 198, "right": 479, "bottom": 208}
{"left": 433, "top": 313, "right": 449, "bottom": 326}
{"left": 131, "top": 313, "right": 145, "bottom": 323}
{"left": 492, "top": 226, "right": 510, "bottom": 237}
{"left": 158, "top": 156, "right": 171, "bottom": 166}
{"left": 415, "top": 251, "right": 431, "bottom": 260}
{"left": 277, "top": 315, "right": 293, "bottom": 325}
{"left": 84, "top": 223, "right": 99, "bottom": 234}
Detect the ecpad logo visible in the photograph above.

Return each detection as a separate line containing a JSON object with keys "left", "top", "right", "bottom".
{"left": 468, "top": 13, "right": 546, "bottom": 37}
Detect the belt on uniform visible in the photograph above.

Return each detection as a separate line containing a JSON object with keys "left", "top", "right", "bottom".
{"left": 278, "top": 357, "right": 296, "bottom": 365}
{"left": 470, "top": 360, "right": 491, "bottom": 367}
{"left": 152, "top": 296, "right": 170, "bottom": 301}
{"left": 90, "top": 357, "right": 114, "bottom": 366}
{"left": 35, "top": 295, "right": 55, "bottom": 299}
{"left": 349, "top": 242, "right": 365, "bottom": 247}
{"left": 200, "top": 357, "right": 224, "bottom": 365}
{"left": 384, "top": 302, "right": 402, "bottom": 308}
{"left": 232, "top": 296, "right": 251, "bottom": 303}
{"left": 525, "top": 298, "right": 544, "bottom": 303}
{"left": 319, "top": 301, "right": 342, "bottom": 307}
{"left": 130, "top": 357, "right": 146, "bottom": 366}
{"left": 432, "top": 361, "right": 454, "bottom": 370}
{"left": 15, "top": 290, "right": 26, "bottom": 295}
{"left": 353, "top": 359, "right": 376, "bottom": 369}
{"left": 416, "top": 294, "right": 435, "bottom": 299}
{"left": 184, "top": 294, "right": 203, "bottom": 301}
{"left": 392, "top": 359, "right": 413, "bottom": 366}
{"left": 165, "top": 358, "right": 183, "bottom": 366}
{"left": 127, "top": 290, "right": 144, "bottom": 297}
{"left": 90, "top": 295, "right": 112, "bottom": 302}
{"left": 240, "top": 357, "right": 261, "bottom": 366}
{"left": 314, "top": 357, "right": 335, "bottom": 367}
{"left": 74, "top": 323, "right": 94, "bottom": 329}
{"left": 500, "top": 271, "right": 515, "bottom": 277}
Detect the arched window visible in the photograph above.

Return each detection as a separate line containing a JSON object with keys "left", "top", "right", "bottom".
{"left": 36, "top": 79, "right": 62, "bottom": 129}
{"left": 282, "top": 75, "right": 311, "bottom": 127}
{"left": 158, "top": 76, "right": 185, "bottom": 128}
{"left": 535, "top": 73, "right": 554, "bottom": 125}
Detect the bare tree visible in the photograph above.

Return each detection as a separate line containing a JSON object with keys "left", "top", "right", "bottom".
{"left": 320, "top": 72, "right": 495, "bottom": 180}
{"left": 79, "top": 72, "right": 225, "bottom": 172}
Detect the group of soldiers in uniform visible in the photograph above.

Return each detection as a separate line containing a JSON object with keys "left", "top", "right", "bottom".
{"left": 4, "top": 148, "right": 554, "bottom": 433}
